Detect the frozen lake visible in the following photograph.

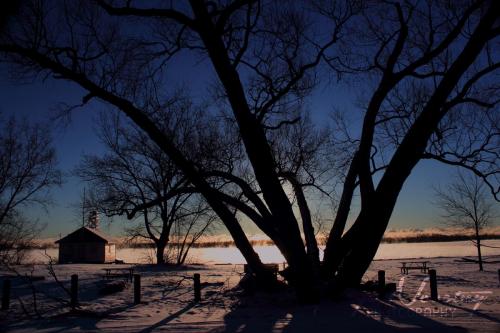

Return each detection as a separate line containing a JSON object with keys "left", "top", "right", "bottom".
{"left": 28, "top": 239, "right": 500, "bottom": 264}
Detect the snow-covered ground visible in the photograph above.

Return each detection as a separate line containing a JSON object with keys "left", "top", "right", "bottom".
{"left": 1, "top": 256, "right": 499, "bottom": 332}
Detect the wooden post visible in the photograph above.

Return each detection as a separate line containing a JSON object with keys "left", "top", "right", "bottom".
{"left": 378, "top": 270, "right": 385, "bottom": 295}
{"left": 1, "top": 279, "right": 11, "bottom": 310}
{"left": 194, "top": 273, "right": 201, "bottom": 302}
{"left": 134, "top": 274, "right": 141, "bottom": 304}
{"left": 70, "top": 274, "right": 78, "bottom": 309}
{"left": 429, "top": 269, "right": 438, "bottom": 301}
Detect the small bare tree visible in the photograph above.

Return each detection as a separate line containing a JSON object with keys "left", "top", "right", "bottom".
{"left": 434, "top": 173, "right": 497, "bottom": 271}
{"left": 76, "top": 112, "right": 215, "bottom": 265}
{"left": 0, "top": 115, "right": 61, "bottom": 265}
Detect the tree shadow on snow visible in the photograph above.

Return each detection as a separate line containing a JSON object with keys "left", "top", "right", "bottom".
{"left": 137, "top": 301, "right": 197, "bottom": 333}
{"left": 6, "top": 302, "right": 137, "bottom": 332}
{"left": 211, "top": 289, "right": 471, "bottom": 333}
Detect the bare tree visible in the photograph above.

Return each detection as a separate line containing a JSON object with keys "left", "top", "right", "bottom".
{"left": 1, "top": 0, "right": 498, "bottom": 302}
{"left": 76, "top": 112, "right": 215, "bottom": 265}
{"left": 0, "top": 115, "right": 61, "bottom": 265}
{"left": 321, "top": 0, "right": 500, "bottom": 286}
{"left": 434, "top": 173, "right": 497, "bottom": 271}
{"left": 0, "top": 0, "right": 353, "bottom": 301}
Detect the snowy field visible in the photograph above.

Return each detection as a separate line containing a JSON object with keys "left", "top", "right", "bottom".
{"left": 1, "top": 255, "right": 499, "bottom": 332}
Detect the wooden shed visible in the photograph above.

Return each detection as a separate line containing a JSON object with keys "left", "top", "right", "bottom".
{"left": 55, "top": 227, "right": 116, "bottom": 264}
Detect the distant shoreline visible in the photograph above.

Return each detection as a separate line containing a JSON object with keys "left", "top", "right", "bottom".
{"left": 25, "top": 240, "right": 500, "bottom": 265}
{"left": 31, "top": 232, "right": 500, "bottom": 249}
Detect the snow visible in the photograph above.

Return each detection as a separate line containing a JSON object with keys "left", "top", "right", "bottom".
{"left": 1, "top": 256, "right": 499, "bottom": 332}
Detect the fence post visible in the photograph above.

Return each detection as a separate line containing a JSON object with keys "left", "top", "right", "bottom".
{"left": 194, "top": 273, "right": 201, "bottom": 302}
{"left": 70, "top": 274, "right": 78, "bottom": 309}
{"left": 1, "top": 279, "right": 11, "bottom": 310}
{"left": 429, "top": 269, "right": 438, "bottom": 301}
{"left": 134, "top": 274, "right": 141, "bottom": 305}
{"left": 378, "top": 270, "right": 385, "bottom": 295}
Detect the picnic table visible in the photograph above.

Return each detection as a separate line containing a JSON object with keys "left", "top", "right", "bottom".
{"left": 400, "top": 261, "right": 430, "bottom": 274}
{"left": 102, "top": 267, "right": 134, "bottom": 282}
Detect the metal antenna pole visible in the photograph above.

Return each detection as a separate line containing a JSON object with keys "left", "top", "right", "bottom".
{"left": 82, "top": 187, "right": 86, "bottom": 227}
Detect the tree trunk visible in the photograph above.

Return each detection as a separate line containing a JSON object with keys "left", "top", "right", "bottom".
{"left": 189, "top": 0, "right": 318, "bottom": 302}
{"left": 285, "top": 174, "right": 321, "bottom": 279}
{"left": 179, "top": 247, "right": 189, "bottom": 265}
{"left": 330, "top": 159, "right": 410, "bottom": 286}
{"left": 474, "top": 226, "right": 483, "bottom": 271}
{"left": 156, "top": 241, "right": 167, "bottom": 265}
{"left": 334, "top": 206, "right": 388, "bottom": 286}
{"left": 322, "top": 153, "right": 359, "bottom": 277}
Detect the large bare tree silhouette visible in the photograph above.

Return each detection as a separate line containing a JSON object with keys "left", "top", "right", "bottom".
{"left": 0, "top": 0, "right": 498, "bottom": 301}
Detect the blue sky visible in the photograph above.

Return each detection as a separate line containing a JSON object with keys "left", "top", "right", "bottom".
{"left": 0, "top": 59, "right": 456, "bottom": 238}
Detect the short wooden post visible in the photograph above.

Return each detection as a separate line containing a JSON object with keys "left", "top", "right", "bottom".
{"left": 70, "top": 274, "right": 78, "bottom": 309}
{"left": 378, "top": 270, "right": 385, "bottom": 295}
{"left": 429, "top": 269, "right": 438, "bottom": 301}
{"left": 134, "top": 274, "right": 141, "bottom": 304}
{"left": 1, "top": 279, "right": 11, "bottom": 310}
{"left": 193, "top": 273, "right": 201, "bottom": 302}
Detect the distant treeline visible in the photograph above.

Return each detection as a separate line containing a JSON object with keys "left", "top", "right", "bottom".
{"left": 33, "top": 231, "right": 500, "bottom": 249}
{"left": 381, "top": 233, "right": 500, "bottom": 244}
{"left": 100, "top": 233, "right": 500, "bottom": 248}
{"left": 122, "top": 239, "right": 274, "bottom": 249}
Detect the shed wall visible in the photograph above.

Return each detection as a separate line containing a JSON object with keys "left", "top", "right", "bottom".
{"left": 58, "top": 242, "right": 106, "bottom": 263}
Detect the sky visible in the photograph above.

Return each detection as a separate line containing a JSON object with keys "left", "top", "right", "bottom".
{"left": 2, "top": 1, "right": 494, "bottom": 241}
{"left": 0, "top": 57, "right": 460, "bottom": 239}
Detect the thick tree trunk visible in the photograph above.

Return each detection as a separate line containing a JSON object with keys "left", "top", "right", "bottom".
{"left": 322, "top": 153, "right": 359, "bottom": 277}
{"left": 156, "top": 241, "right": 167, "bottom": 265}
{"left": 189, "top": 0, "right": 318, "bottom": 302}
{"left": 284, "top": 174, "right": 321, "bottom": 279}
{"left": 335, "top": 208, "right": 388, "bottom": 287}
{"left": 156, "top": 211, "right": 172, "bottom": 265}
{"left": 295, "top": 186, "right": 320, "bottom": 267}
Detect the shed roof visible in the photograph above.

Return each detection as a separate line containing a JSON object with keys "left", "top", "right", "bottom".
{"left": 55, "top": 227, "right": 114, "bottom": 244}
